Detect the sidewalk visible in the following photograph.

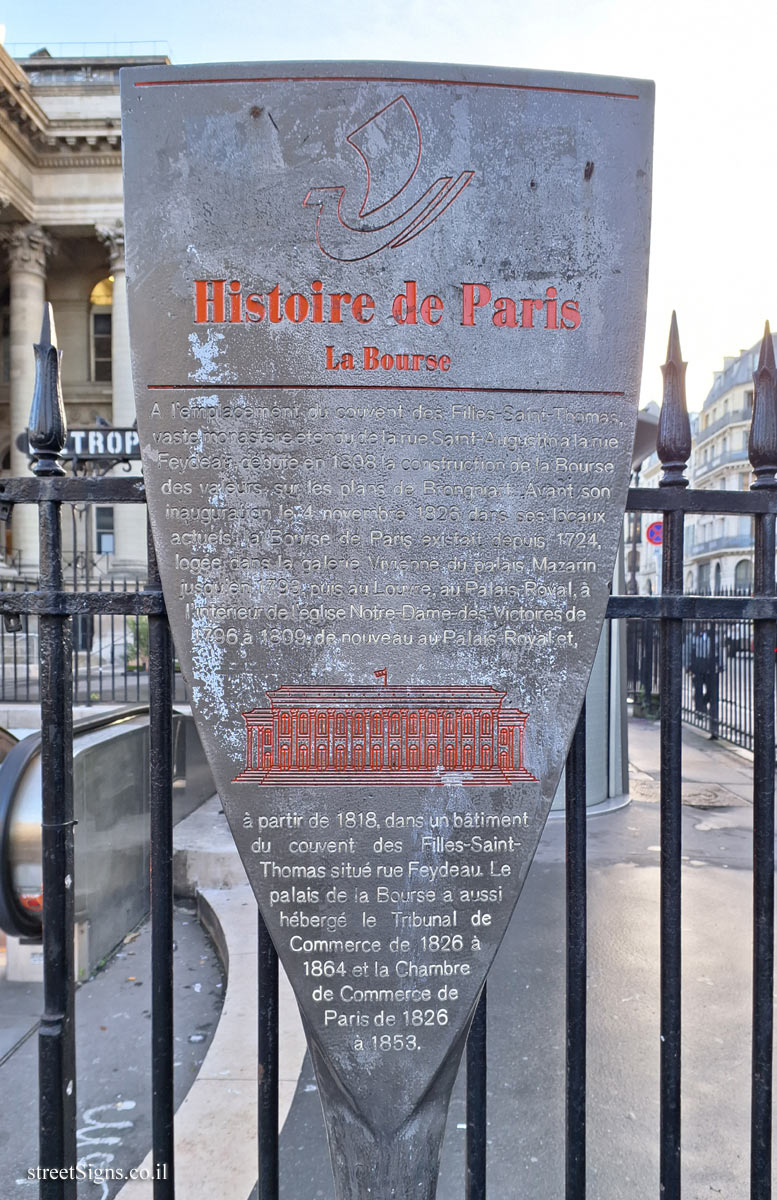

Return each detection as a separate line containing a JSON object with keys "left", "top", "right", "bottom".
{"left": 629, "top": 717, "right": 755, "bottom": 812}
{"left": 131, "top": 718, "right": 760, "bottom": 1200}
{"left": 273, "top": 718, "right": 759, "bottom": 1200}
{"left": 1, "top": 717, "right": 761, "bottom": 1199}
{"left": 0, "top": 903, "right": 224, "bottom": 1200}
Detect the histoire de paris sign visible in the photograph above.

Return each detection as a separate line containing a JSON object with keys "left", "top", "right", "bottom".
{"left": 122, "top": 63, "right": 653, "bottom": 1198}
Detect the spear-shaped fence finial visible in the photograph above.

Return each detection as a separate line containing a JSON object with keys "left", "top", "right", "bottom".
{"left": 28, "top": 302, "right": 67, "bottom": 477}
{"left": 657, "top": 311, "right": 691, "bottom": 488}
{"left": 749, "top": 321, "right": 777, "bottom": 489}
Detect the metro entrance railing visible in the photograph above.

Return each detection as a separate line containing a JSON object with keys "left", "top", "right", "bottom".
{"left": 6, "top": 313, "right": 777, "bottom": 1198}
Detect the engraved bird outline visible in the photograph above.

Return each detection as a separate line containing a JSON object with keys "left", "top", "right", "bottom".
{"left": 303, "top": 95, "right": 474, "bottom": 262}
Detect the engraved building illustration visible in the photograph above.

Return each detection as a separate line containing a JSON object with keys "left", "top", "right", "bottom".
{"left": 234, "top": 685, "right": 536, "bottom": 786}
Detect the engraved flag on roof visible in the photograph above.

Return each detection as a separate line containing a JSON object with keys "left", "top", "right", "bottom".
{"left": 303, "top": 95, "right": 474, "bottom": 261}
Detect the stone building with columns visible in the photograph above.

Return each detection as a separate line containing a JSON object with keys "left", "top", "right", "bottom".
{"left": 0, "top": 44, "right": 169, "bottom": 578}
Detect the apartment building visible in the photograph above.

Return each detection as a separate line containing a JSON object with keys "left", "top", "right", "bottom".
{"left": 632, "top": 337, "right": 773, "bottom": 595}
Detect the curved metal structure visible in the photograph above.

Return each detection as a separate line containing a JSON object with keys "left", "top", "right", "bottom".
{"left": 0, "top": 706, "right": 214, "bottom": 965}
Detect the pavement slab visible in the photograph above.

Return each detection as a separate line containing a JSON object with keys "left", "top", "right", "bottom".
{"left": 267, "top": 718, "right": 764, "bottom": 1199}
{"left": 0, "top": 903, "right": 224, "bottom": 1200}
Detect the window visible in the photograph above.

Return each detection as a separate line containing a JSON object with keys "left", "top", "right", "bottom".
{"left": 735, "top": 559, "right": 753, "bottom": 590}
{"left": 90, "top": 276, "right": 113, "bottom": 382}
{"left": 95, "top": 507, "right": 114, "bottom": 554}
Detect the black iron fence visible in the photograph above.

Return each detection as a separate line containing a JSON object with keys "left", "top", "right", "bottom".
{"left": 0, "top": 575, "right": 188, "bottom": 705}
{"left": 13, "top": 309, "right": 777, "bottom": 1200}
{"left": 626, "top": 589, "right": 762, "bottom": 751}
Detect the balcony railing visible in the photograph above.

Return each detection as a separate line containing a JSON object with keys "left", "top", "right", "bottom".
{"left": 686, "top": 532, "right": 754, "bottom": 557}
{"left": 695, "top": 407, "right": 752, "bottom": 446}
{"left": 693, "top": 447, "right": 750, "bottom": 479}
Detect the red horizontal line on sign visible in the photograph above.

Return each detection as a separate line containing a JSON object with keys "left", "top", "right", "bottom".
{"left": 146, "top": 383, "right": 625, "bottom": 397}
{"left": 133, "top": 75, "right": 640, "bottom": 101}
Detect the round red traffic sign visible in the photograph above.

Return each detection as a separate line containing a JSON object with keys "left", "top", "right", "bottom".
{"left": 646, "top": 521, "right": 663, "bottom": 546}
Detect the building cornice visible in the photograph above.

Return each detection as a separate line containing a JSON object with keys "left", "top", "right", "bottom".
{"left": 36, "top": 152, "right": 123, "bottom": 170}
{"left": 0, "top": 44, "right": 124, "bottom": 170}
{"left": 0, "top": 49, "right": 49, "bottom": 141}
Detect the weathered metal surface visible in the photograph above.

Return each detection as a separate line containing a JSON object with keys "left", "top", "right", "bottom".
{"left": 749, "top": 324, "right": 777, "bottom": 1197}
{"left": 122, "top": 61, "right": 653, "bottom": 1197}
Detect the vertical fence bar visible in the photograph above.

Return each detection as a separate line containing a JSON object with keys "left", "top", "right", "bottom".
{"left": 708, "top": 624, "right": 719, "bottom": 740}
{"left": 147, "top": 519, "right": 175, "bottom": 1197}
{"left": 656, "top": 313, "right": 691, "bottom": 1198}
{"left": 21, "top": 583, "right": 28, "bottom": 702}
{"left": 466, "top": 986, "right": 487, "bottom": 1200}
{"left": 110, "top": 579, "right": 116, "bottom": 700}
{"left": 748, "top": 324, "right": 777, "bottom": 1198}
{"left": 38, "top": 499, "right": 76, "bottom": 1200}
{"left": 97, "top": 592, "right": 103, "bottom": 703}
{"left": 566, "top": 703, "right": 587, "bottom": 1199}
{"left": 135, "top": 578, "right": 142, "bottom": 703}
{"left": 122, "top": 582, "right": 129, "bottom": 703}
{"left": 1, "top": 588, "right": 7, "bottom": 702}
{"left": 257, "top": 909, "right": 279, "bottom": 1200}
{"left": 30, "top": 305, "right": 77, "bottom": 1200}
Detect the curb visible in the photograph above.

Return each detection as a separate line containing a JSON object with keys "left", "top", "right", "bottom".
{"left": 116, "top": 808, "right": 307, "bottom": 1198}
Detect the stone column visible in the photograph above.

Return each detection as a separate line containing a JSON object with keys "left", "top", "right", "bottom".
{"left": 96, "top": 222, "right": 132, "bottom": 426}
{"left": 96, "top": 222, "right": 145, "bottom": 577}
{"left": 2, "top": 224, "right": 53, "bottom": 574}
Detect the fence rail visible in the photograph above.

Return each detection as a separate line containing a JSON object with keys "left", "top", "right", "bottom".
{"left": 18, "top": 307, "right": 777, "bottom": 1199}
{"left": 0, "top": 576, "right": 188, "bottom": 706}
{"left": 626, "top": 589, "right": 766, "bottom": 751}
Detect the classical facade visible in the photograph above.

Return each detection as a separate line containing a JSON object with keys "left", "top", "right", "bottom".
{"left": 0, "top": 44, "right": 169, "bottom": 577}
{"left": 235, "top": 685, "right": 536, "bottom": 786}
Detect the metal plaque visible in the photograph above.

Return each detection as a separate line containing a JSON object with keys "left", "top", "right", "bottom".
{"left": 122, "top": 62, "right": 652, "bottom": 1198}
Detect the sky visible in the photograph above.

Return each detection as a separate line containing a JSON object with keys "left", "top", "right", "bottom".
{"left": 4, "top": 0, "right": 777, "bottom": 412}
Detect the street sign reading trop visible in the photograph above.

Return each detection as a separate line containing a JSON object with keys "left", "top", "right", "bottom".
{"left": 121, "top": 62, "right": 653, "bottom": 1199}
